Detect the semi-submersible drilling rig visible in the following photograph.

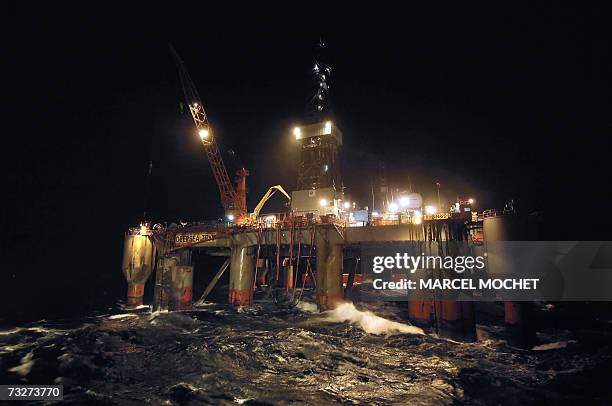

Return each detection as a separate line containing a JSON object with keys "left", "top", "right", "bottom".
{"left": 121, "top": 42, "right": 538, "bottom": 346}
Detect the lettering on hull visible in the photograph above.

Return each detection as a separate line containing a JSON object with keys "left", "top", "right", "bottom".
{"left": 175, "top": 233, "right": 216, "bottom": 245}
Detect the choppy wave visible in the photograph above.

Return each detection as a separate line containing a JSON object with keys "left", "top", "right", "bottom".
{"left": 1, "top": 298, "right": 611, "bottom": 404}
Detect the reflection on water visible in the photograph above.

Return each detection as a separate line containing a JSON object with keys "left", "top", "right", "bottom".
{"left": 1, "top": 297, "right": 611, "bottom": 405}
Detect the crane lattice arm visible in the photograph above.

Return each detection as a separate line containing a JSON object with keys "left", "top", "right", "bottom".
{"left": 170, "top": 45, "right": 248, "bottom": 220}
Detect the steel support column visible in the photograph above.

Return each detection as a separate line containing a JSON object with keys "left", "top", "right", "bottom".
{"left": 408, "top": 300, "right": 434, "bottom": 326}
{"left": 168, "top": 265, "right": 193, "bottom": 310}
{"left": 315, "top": 230, "right": 344, "bottom": 311}
{"left": 435, "top": 300, "right": 476, "bottom": 342}
{"left": 229, "top": 245, "right": 255, "bottom": 306}
{"left": 504, "top": 301, "right": 535, "bottom": 348}
{"left": 122, "top": 234, "right": 156, "bottom": 308}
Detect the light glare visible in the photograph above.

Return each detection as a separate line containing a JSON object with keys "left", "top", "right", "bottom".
{"left": 425, "top": 205, "right": 437, "bottom": 215}
{"left": 293, "top": 127, "right": 302, "bottom": 139}
{"left": 323, "top": 121, "right": 332, "bottom": 134}
{"left": 198, "top": 129, "right": 209, "bottom": 139}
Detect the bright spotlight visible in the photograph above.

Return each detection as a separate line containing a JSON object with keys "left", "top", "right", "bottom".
{"left": 399, "top": 196, "right": 410, "bottom": 207}
{"left": 413, "top": 210, "right": 423, "bottom": 225}
{"left": 425, "top": 205, "right": 437, "bottom": 215}
{"left": 343, "top": 201, "right": 351, "bottom": 210}
{"left": 319, "top": 198, "right": 328, "bottom": 207}
{"left": 293, "top": 127, "right": 302, "bottom": 139}
{"left": 198, "top": 129, "right": 209, "bottom": 139}
{"left": 468, "top": 198, "right": 474, "bottom": 204}
{"left": 323, "top": 121, "right": 332, "bottom": 134}
{"left": 227, "top": 214, "right": 235, "bottom": 221}
{"left": 388, "top": 202, "right": 399, "bottom": 213}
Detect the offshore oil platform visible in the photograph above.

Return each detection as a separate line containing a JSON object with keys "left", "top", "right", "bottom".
{"left": 122, "top": 42, "right": 535, "bottom": 345}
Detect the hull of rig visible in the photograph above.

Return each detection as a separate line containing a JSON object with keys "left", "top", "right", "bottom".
{"left": 123, "top": 193, "right": 538, "bottom": 346}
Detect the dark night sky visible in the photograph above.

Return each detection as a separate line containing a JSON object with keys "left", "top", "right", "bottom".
{"left": 3, "top": 5, "right": 611, "bottom": 320}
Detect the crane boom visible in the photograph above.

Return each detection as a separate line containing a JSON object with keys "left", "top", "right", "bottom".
{"left": 170, "top": 45, "right": 248, "bottom": 221}
{"left": 252, "top": 185, "right": 291, "bottom": 217}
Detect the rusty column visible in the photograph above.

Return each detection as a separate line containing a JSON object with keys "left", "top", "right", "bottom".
{"left": 435, "top": 300, "right": 476, "bottom": 342}
{"left": 408, "top": 300, "right": 434, "bottom": 327}
{"left": 285, "top": 265, "right": 294, "bottom": 289}
{"left": 229, "top": 245, "right": 255, "bottom": 306}
{"left": 122, "top": 234, "right": 156, "bottom": 308}
{"left": 256, "top": 258, "right": 268, "bottom": 288}
{"left": 170, "top": 250, "right": 193, "bottom": 310}
{"left": 168, "top": 265, "right": 193, "bottom": 310}
{"left": 504, "top": 302, "right": 535, "bottom": 348}
{"left": 433, "top": 238, "right": 476, "bottom": 341}
{"left": 406, "top": 266, "right": 433, "bottom": 326}
{"left": 315, "top": 229, "right": 344, "bottom": 311}
{"left": 153, "top": 254, "right": 177, "bottom": 312}
{"left": 153, "top": 251, "right": 193, "bottom": 311}
{"left": 127, "top": 284, "right": 145, "bottom": 307}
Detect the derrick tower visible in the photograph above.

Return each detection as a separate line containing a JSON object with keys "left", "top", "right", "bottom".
{"left": 291, "top": 39, "right": 343, "bottom": 216}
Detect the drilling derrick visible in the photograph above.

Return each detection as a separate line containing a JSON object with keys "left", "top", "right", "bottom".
{"left": 296, "top": 121, "right": 342, "bottom": 191}
{"left": 291, "top": 39, "right": 343, "bottom": 217}
{"left": 171, "top": 46, "right": 249, "bottom": 223}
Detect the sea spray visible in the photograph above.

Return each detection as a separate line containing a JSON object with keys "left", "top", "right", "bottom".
{"left": 323, "top": 302, "right": 424, "bottom": 335}
{"left": 296, "top": 301, "right": 318, "bottom": 313}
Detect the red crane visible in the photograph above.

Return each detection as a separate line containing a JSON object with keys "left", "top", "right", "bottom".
{"left": 170, "top": 46, "right": 249, "bottom": 223}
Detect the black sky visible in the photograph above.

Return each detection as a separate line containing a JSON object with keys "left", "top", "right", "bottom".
{"left": 3, "top": 5, "right": 611, "bottom": 320}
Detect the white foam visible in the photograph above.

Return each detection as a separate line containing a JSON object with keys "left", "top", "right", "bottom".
{"left": 194, "top": 300, "right": 214, "bottom": 307}
{"left": 151, "top": 310, "right": 169, "bottom": 316}
{"left": 148, "top": 310, "right": 169, "bottom": 323}
{"left": 0, "top": 344, "right": 27, "bottom": 354}
{"left": 234, "top": 398, "right": 254, "bottom": 404}
{"left": 108, "top": 313, "right": 139, "bottom": 320}
{"left": 323, "top": 302, "right": 424, "bottom": 336}
{"left": 0, "top": 328, "right": 22, "bottom": 336}
{"left": 297, "top": 301, "right": 318, "bottom": 313}
{"left": 0, "top": 326, "right": 62, "bottom": 337}
{"left": 532, "top": 340, "right": 576, "bottom": 351}
{"left": 9, "top": 351, "right": 35, "bottom": 376}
